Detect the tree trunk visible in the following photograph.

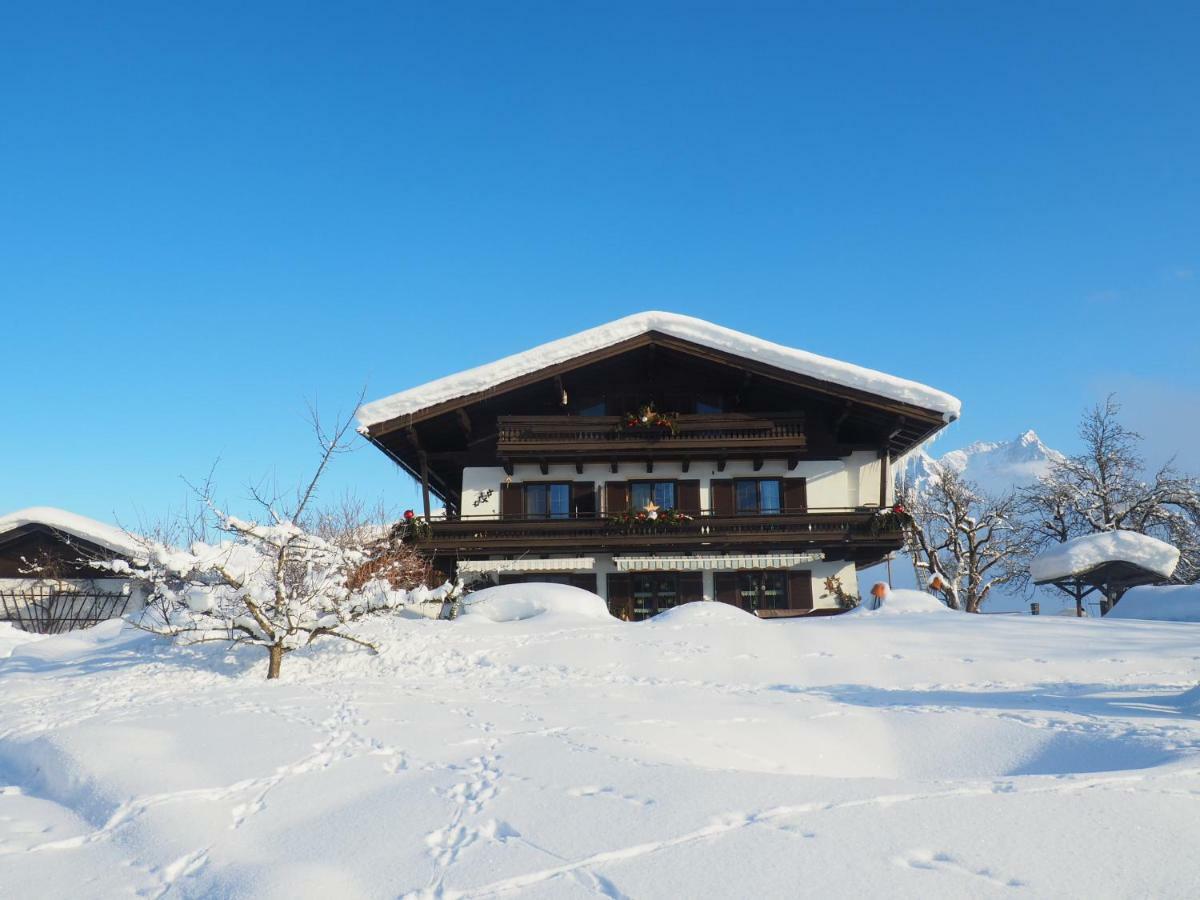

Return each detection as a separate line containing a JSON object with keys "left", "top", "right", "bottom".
{"left": 267, "top": 644, "right": 284, "bottom": 680}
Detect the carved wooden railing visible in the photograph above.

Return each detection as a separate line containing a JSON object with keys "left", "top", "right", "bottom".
{"left": 411, "top": 509, "right": 901, "bottom": 550}
{"left": 496, "top": 413, "right": 806, "bottom": 452}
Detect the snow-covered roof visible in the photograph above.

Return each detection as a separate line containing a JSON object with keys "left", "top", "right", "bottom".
{"left": 1106, "top": 585, "right": 1200, "bottom": 623}
{"left": 1030, "top": 531, "right": 1180, "bottom": 584}
{"left": 357, "top": 311, "right": 962, "bottom": 429}
{"left": 0, "top": 507, "right": 144, "bottom": 559}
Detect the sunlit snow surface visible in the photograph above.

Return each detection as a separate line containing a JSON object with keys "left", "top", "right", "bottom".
{"left": 1, "top": 589, "right": 1198, "bottom": 898}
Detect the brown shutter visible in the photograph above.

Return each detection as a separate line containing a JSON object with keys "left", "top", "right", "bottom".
{"left": 787, "top": 571, "right": 814, "bottom": 610}
{"left": 710, "top": 480, "right": 733, "bottom": 517}
{"left": 606, "top": 573, "right": 633, "bottom": 620}
{"left": 605, "top": 481, "right": 630, "bottom": 515}
{"left": 678, "top": 572, "right": 704, "bottom": 604}
{"left": 783, "top": 478, "right": 808, "bottom": 513}
{"left": 714, "top": 571, "right": 739, "bottom": 607}
{"left": 569, "top": 573, "right": 598, "bottom": 593}
{"left": 572, "top": 482, "right": 596, "bottom": 518}
{"left": 500, "top": 483, "right": 524, "bottom": 520}
{"left": 677, "top": 479, "right": 701, "bottom": 516}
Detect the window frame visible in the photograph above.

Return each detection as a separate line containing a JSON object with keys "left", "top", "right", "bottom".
{"left": 735, "top": 570, "right": 790, "bottom": 611}
{"left": 732, "top": 477, "right": 783, "bottom": 516}
{"left": 523, "top": 481, "right": 574, "bottom": 519}
{"left": 628, "top": 479, "right": 679, "bottom": 512}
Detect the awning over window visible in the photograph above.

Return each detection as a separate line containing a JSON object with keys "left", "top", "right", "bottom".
{"left": 613, "top": 552, "right": 824, "bottom": 572}
{"left": 457, "top": 557, "right": 596, "bottom": 574}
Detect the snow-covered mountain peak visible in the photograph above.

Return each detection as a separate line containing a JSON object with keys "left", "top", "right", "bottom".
{"left": 904, "top": 430, "right": 1064, "bottom": 496}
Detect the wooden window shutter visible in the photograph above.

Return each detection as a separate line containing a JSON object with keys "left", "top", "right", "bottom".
{"left": 677, "top": 479, "right": 701, "bottom": 516}
{"left": 569, "top": 573, "right": 598, "bottom": 594}
{"left": 605, "top": 481, "right": 630, "bottom": 515}
{"left": 606, "top": 573, "right": 633, "bottom": 620}
{"left": 499, "top": 483, "right": 524, "bottom": 520}
{"left": 572, "top": 482, "right": 596, "bottom": 518}
{"left": 783, "top": 478, "right": 808, "bottom": 514}
{"left": 787, "top": 571, "right": 814, "bottom": 610}
{"left": 713, "top": 571, "right": 739, "bottom": 607}
{"left": 678, "top": 572, "right": 704, "bottom": 604}
{"left": 710, "top": 480, "right": 734, "bottom": 517}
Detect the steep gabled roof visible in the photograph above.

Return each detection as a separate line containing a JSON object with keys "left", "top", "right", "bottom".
{"left": 357, "top": 311, "right": 961, "bottom": 431}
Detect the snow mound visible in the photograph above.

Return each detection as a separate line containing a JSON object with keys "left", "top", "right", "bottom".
{"left": 1031, "top": 531, "right": 1180, "bottom": 583}
{"left": 357, "top": 311, "right": 961, "bottom": 427}
{"left": 851, "top": 588, "right": 952, "bottom": 615}
{"left": 1107, "top": 585, "right": 1200, "bottom": 623}
{"left": 8, "top": 619, "right": 134, "bottom": 663}
{"left": 0, "top": 623, "right": 43, "bottom": 658}
{"left": 0, "top": 506, "right": 143, "bottom": 558}
{"left": 458, "top": 583, "right": 614, "bottom": 623}
{"left": 649, "top": 601, "right": 759, "bottom": 625}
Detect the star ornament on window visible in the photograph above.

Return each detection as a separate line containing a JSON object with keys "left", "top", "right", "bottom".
{"left": 642, "top": 500, "right": 660, "bottom": 520}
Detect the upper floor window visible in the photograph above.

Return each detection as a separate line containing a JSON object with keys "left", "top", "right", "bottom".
{"left": 631, "top": 480, "right": 676, "bottom": 511}
{"left": 525, "top": 482, "right": 572, "bottom": 519}
{"left": 695, "top": 394, "right": 723, "bottom": 414}
{"left": 734, "top": 478, "right": 782, "bottom": 515}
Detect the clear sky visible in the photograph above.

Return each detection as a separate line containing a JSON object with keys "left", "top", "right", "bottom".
{"left": 3, "top": 2, "right": 1198, "bottom": 528}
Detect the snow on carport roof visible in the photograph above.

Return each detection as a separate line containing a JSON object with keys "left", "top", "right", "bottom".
{"left": 356, "top": 310, "right": 962, "bottom": 429}
{"left": 1030, "top": 530, "right": 1180, "bottom": 584}
{"left": 0, "top": 507, "right": 144, "bottom": 559}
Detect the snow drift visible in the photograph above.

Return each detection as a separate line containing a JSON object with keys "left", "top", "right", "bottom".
{"left": 1107, "top": 584, "right": 1200, "bottom": 623}
{"left": 458, "top": 583, "right": 614, "bottom": 623}
{"left": 851, "top": 588, "right": 952, "bottom": 615}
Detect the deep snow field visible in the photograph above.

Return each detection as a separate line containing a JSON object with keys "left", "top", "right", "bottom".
{"left": 2, "top": 588, "right": 1199, "bottom": 899}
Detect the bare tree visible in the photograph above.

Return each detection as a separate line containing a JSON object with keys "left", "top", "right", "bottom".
{"left": 108, "top": 395, "right": 457, "bottom": 679}
{"left": 1017, "top": 396, "right": 1200, "bottom": 584}
{"left": 902, "top": 466, "right": 1029, "bottom": 613}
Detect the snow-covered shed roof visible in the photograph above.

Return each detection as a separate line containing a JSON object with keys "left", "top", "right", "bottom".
{"left": 0, "top": 507, "right": 144, "bottom": 559}
{"left": 1106, "top": 585, "right": 1200, "bottom": 623}
{"left": 1030, "top": 531, "right": 1180, "bottom": 585}
{"left": 357, "top": 311, "right": 962, "bottom": 429}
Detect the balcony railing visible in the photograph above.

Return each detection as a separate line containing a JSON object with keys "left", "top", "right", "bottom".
{"left": 411, "top": 508, "right": 901, "bottom": 553}
{"left": 496, "top": 413, "right": 806, "bottom": 456}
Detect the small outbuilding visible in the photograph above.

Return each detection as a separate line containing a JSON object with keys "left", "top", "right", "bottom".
{"left": 0, "top": 507, "right": 144, "bottom": 633}
{"left": 1030, "top": 530, "right": 1181, "bottom": 617}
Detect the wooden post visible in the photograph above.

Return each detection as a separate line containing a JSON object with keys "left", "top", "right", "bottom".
{"left": 879, "top": 448, "right": 889, "bottom": 507}
{"left": 420, "top": 453, "right": 431, "bottom": 519}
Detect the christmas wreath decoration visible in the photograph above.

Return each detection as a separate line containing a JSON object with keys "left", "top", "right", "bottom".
{"left": 616, "top": 403, "right": 679, "bottom": 435}
{"left": 606, "top": 506, "right": 695, "bottom": 531}
{"left": 395, "top": 509, "right": 434, "bottom": 542}
{"left": 866, "top": 503, "right": 913, "bottom": 536}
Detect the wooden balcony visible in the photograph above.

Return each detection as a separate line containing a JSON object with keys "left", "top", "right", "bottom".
{"left": 412, "top": 508, "right": 901, "bottom": 557}
{"left": 495, "top": 413, "right": 806, "bottom": 463}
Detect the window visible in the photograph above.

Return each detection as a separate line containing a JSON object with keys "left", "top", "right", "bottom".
{"left": 695, "top": 395, "right": 723, "bottom": 414}
{"left": 630, "top": 480, "right": 676, "bottom": 511}
{"left": 631, "top": 574, "right": 683, "bottom": 619}
{"left": 736, "top": 571, "right": 789, "bottom": 611}
{"left": 525, "top": 482, "right": 572, "bottom": 519}
{"left": 734, "top": 478, "right": 782, "bottom": 515}
{"left": 578, "top": 400, "right": 607, "bottom": 416}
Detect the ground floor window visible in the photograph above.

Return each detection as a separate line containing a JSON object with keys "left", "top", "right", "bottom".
{"left": 715, "top": 569, "right": 813, "bottom": 614}
{"left": 606, "top": 571, "right": 703, "bottom": 621}
{"left": 735, "top": 571, "right": 788, "bottom": 611}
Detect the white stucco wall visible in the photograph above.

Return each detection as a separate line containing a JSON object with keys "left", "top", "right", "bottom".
{"left": 462, "top": 454, "right": 888, "bottom": 518}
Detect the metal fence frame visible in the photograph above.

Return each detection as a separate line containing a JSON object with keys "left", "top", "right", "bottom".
{"left": 0, "top": 582, "right": 132, "bottom": 634}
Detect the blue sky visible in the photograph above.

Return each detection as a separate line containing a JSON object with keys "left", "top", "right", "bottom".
{"left": 2, "top": 2, "right": 1197, "bottom": 527}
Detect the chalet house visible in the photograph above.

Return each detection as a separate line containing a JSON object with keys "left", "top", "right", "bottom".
{"left": 357, "top": 312, "right": 960, "bottom": 619}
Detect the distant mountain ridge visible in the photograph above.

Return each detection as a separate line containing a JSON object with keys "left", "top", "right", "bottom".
{"left": 903, "top": 430, "right": 1064, "bottom": 496}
